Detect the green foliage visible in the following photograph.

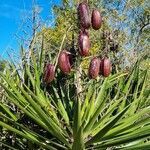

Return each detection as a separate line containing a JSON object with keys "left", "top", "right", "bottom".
{"left": 0, "top": 47, "right": 149, "bottom": 149}
{"left": 0, "top": 60, "right": 7, "bottom": 72}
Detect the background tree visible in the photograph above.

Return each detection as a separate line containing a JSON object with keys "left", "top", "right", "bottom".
{"left": 38, "top": 0, "right": 149, "bottom": 70}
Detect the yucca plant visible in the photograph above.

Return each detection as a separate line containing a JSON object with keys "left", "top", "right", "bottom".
{"left": 0, "top": 1, "right": 150, "bottom": 148}
{"left": 0, "top": 40, "right": 150, "bottom": 150}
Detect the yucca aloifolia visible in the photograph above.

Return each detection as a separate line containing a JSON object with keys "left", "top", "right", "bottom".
{"left": 58, "top": 50, "right": 72, "bottom": 74}
{"left": 78, "top": 30, "right": 90, "bottom": 56}
{"left": 91, "top": 9, "right": 102, "bottom": 30}
{"left": 100, "top": 57, "right": 112, "bottom": 77}
{"left": 0, "top": 47, "right": 149, "bottom": 150}
{"left": 0, "top": 1, "right": 149, "bottom": 149}
{"left": 88, "top": 57, "right": 100, "bottom": 79}
{"left": 43, "top": 63, "right": 55, "bottom": 84}
{"left": 78, "top": 2, "right": 91, "bottom": 29}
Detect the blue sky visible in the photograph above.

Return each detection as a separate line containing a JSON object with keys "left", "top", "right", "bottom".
{"left": 0, "top": 0, "right": 61, "bottom": 59}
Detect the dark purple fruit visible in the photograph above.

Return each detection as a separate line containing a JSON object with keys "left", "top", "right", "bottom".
{"left": 100, "top": 58, "right": 111, "bottom": 77}
{"left": 91, "top": 9, "right": 102, "bottom": 30}
{"left": 58, "top": 50, "right": 72, "bottom": 74}
{"left": 78, "top": 31, "right": 90, "bottom": 56}
{"left": 78, "top": 2, "right": 91, "bottom": 29}
{"left": 43, "top": 63, "right": 55, "bottom": 84}
{"left": 89, "top": 57, "right": 100, "bottom": 79}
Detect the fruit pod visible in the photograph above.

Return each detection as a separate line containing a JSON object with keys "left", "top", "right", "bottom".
{"left": 100, "top": 57, "right": 111, "bottom": 77}
{"left": 78, "top": 31, "right": 90, "bottom": 56}
{"left": 89, "top": 57, "right": 100, "bottom": 79}
{"left": 43, "top": 63, "right": 55, "bottom": 84}
{"left": 91, "top": 9, "right": 102, "bottom": 30}
{"left": 78, "top": 2, "right": 91, "bottom": 29}
{"left": 58, "top": 50, "right": 72, "bottom": 74}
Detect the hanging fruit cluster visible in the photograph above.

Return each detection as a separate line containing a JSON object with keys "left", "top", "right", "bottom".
{"left": 43, "top": 2, "right": 112, "bottom": 84}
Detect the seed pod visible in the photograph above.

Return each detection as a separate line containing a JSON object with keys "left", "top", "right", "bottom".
{"left": 78, "top": 2, "right": 91, "bottom": 29}
{"left": 91, "top": 9, "right": 102, "bottom": 30}
{"left": 58, "top": 50, "right": 72, "bottom": 74}
{"left": 100, "top": 58, "right": 111, "bottom": 77}
{"left": 89, "top": 57, "right": 100, "bottom": 79}
{"left": 43, "top": 63, "right": 55, "bottom": 84}
{"left": 78, "top": 31, "right": 90, "bottom": 56}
